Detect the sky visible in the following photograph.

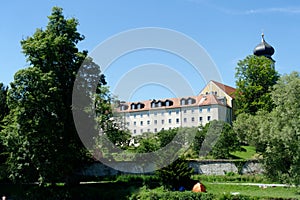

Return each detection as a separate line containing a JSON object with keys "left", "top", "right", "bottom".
{"left": 1, "top": 0, "right": 300, "bottom": 102}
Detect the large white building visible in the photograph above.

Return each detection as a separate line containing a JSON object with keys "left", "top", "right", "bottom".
{"left": 116, "top": 80, "right": 235, "bottom": 135}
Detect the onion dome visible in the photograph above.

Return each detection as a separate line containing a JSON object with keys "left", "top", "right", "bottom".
{"left": 253, "top": 33, "right": 275, "bottom": 59}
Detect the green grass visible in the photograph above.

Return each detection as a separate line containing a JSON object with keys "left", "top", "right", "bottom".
{"left": 1, "top": 174, "right": 298, "bottom": 199}
{"left": 204, "top": 182, "right": 300, "bottom": 199}
{"left": 231, "top": 145, "right": 258, "bottom": 160}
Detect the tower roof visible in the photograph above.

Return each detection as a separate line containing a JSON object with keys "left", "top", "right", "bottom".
{"left": 253, "top": 33, "right": 275, "bottom": 58}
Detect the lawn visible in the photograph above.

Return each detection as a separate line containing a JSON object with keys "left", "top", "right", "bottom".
{"left": 1, "top": 175, "right": 299, "bottom": 200}
{"left": 231, "top": 145, "right": 259, "bottom": 160}
{"left": 204, "top": 182, "right": 300, "bottom": 199}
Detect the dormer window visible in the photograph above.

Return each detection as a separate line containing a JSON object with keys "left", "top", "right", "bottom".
{"left": 151, "top": 101, "right": 156, "bottom": 108}
{"left": 181, "top": 98, "right": 186, "bottom": 105}
{"left": 187, "top": 98, "right": 195, "bottom": 105}
{"left": 131, "top": 104, "right": 136, "bottom": 110}
{"left": 165, "top": 100, "right": 173, "bottom": 107}
{"left": 120, "top": 104, "right": 128, "bottom": 111}
{"left": 157, "top": 101, "right": 162, "bottom": 107}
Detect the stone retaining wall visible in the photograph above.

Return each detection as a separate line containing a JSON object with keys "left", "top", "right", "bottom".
{"left": 81, "top": 160, "right": 263, "bottom": 177}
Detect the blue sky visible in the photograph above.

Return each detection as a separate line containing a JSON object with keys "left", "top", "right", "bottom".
{"left": 1, "top": 0, "right": 300, "bottom": 102}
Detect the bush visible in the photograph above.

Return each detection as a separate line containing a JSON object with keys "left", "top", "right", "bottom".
{"left": 156, "top": 157, "right": 194, "bottom": 190}
{"left": 130, "top": 186, "right": 215, "bottom": 200}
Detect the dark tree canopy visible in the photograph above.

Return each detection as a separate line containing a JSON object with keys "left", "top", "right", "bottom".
{"left": 1, "top": 7, "right": 103, "bottom": 185}
{"left": 234, "top": 55, "right": 279, "bottom": 115}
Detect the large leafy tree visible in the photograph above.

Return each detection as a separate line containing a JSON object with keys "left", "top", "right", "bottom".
{"left": 0, "top": 83, "right": 9, "bottom": 126}
{"left": 0, "top": 83, "right": 9, "bottom": 179}
{"left": 260, "top": 72, "right": 300, "bottom": 185}
{"left": 234, "top": 55, "right": 279, "bottom": 115}
{"left": 234, "top": 72, "right": 300, "bottom": 185}
{"left": 1, "top": 7, "right": 106, "bottom": 185}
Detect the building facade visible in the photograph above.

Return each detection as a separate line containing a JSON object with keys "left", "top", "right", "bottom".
{"left": 116, "top": 80, "right": 235, "bottom": 135}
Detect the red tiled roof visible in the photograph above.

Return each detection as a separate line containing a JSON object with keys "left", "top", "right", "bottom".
{"left": 116, "top": 94, "right": 227, "bottom": 113}
{"left": 211, "top": 80, "right": 236, "bottom": 98}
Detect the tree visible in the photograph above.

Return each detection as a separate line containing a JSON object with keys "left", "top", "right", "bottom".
{"left": 195, "top": 120, "right": 239, "bottom": 159}
{"left": 234, "top": 55, "right": 279, "bottom": 115}
{"left": 210, "top": 121, "right": 240, "bottom": 159}
{"left": 234, "top": 72, "right": 300, "bottom": 185}
{"left": 0, "top": 83, "right": 9, "bottom": 180}
{"left": 0, "top": 83, "right": 9, "bottom": 126}
{"left": 260, "top": 72, "right": 300, "bottom": 185}
{"left": 233, "top": 111, "right": 268, "bottom": 153}
{"left": 1, "top": 7, "right": 100, "bottom": 185}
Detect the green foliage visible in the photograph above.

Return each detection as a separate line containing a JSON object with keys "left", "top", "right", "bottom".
{"left": 261, "top": 72, "right": 300, "bottom": 185}
{"left": 0, "top": 83, "right": 9, "bottom": 180}
{"left": 130, "top": 186, "right": 215, "bottom": 200}
{"left": 233, "top": 72, "right": 300, "bottom": 185}
{"left": 196, "top": 120, "right": 240, "bottom": 159}
{"left": 0, "top": 83, "right": 9, "bottom": 126}
{"left": 156, "top": 157, "right": 194, "bottom": 190}
{"left": 234, "top": 55, "right": 279, "bottom": 115}
{"left": 210, "top": 121, "right": 240, "bottom": 159}
{"left": 1, "top": 7, "right": 92, "bottom": 185}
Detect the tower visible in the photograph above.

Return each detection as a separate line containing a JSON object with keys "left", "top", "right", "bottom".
{"left": 253, "top": 33, "right": 275, "bottom": 62}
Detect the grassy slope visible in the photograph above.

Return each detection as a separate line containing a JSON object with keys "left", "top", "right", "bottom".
{"left": 230, "top": 145, "right": 259, "bottom": 160}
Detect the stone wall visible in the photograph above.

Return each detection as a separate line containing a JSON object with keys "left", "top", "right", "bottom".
{"left": 81, "top": 160, "right": 263, "bottom": 177}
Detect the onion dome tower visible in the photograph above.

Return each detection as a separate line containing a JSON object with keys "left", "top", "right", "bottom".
{"left": 253, "top": 33, "right": 275, "bottom": 61}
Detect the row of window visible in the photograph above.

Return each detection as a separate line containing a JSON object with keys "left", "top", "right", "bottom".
{"left": 128, "top": 116, "right": 211, "bottom": 126}
{"left": 121, "top": 96, "right": 214, "bottom": 111}
{"left": 128, "top": 107, "right": 211, "bottom": 118}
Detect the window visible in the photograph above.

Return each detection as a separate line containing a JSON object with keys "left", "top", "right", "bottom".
{"left": 154, "top": 120, "right": 157, "bottom": 125}
{"left": 183, "top": 110, "right": 187, "bottom": 114}
{"left": 191, "top": 108, "right": 195, "bottom": 113}
{"left": 133, "top": 129, "right": 136, "bottom": 134}
{"left": 134, "top": 121, "right": 136, "bottom": 126}
{"left": 161, "top": 128, "right": 164, "bottom": 131}
{"left": 147, "top": 120, "right": 150, "bottom": 125}
{"left": 207, "top": 116, "right": 211, "bottom": 121}
{"left": 147, "top": 129, "right": 150, "bottom": 132}
{"left": 151, "top": 102, "right": 156, "bottom": 108}
{"left": 176, "top": 110, "right": 179, "bottom": 114}
{"left": 207, "top": 107, "right": 211, "bottom": 112}
{"left": 199, "top": 117, "right": 203, "bottom": 122}
{"left": 133, "top": 114, "right": 136, "bottom": 118}
{"left": 140, "top": 121, "right": 143, "bottom": 126}
{"left": 154, "top": 128, "right": 157, "bottom": 133}
{"left": 140, "top": 113, "right": 143, "bottom": 118}
{"left": 154, "top": 112, "right": 157, "bottom": 116}
{"left": 140, "top": 129, "right": 143, "bottom": 133}
{"left": 199, "top": 108, "right": 202, "bottom": 113}
{"left": 126, "top": 122, "right": 130, "bottom": 126}
{"left": 169, "top": 111, "right": 172, "bottom": 115}
{"left": 161, "top": 119, "right": 165, "bottom": 124}
{"left": 168, "top": 119, "right": 172, "bottom": 124}
{"left": 161, "top": 111, "right": 164, "bottom": 116}
{"left": 158, "top": 102, "right": 162, "bottom": 107}
{"left": 131, "top": 104, "right": 135, "bottom": 110}
{"left": 181, "top": 99, "right": 186, "bottom": 105}
{"left": 191, "top": 117, "right": 195, "bottom": 122}
{"left": 176, "top": 118, "right": 180, "bottom": 124}
{"left": 188, "top": 98, "right": 194, "bottom": 105}
{"left": 184, "top": 118, "right": 187, "bottom": 123}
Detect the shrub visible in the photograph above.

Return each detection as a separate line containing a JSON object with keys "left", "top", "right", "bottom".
{"left": 156, "top": 157, "right": 194, "bottom": 190}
